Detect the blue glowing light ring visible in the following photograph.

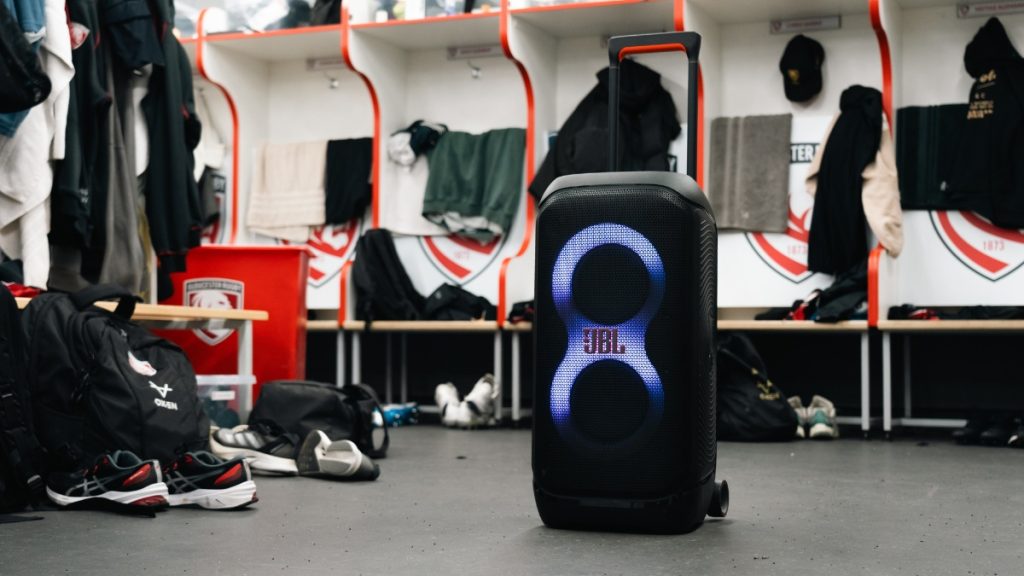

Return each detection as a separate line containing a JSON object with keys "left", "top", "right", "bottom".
{"left": 549, "top": 223, "right": 666, "bottom": 453}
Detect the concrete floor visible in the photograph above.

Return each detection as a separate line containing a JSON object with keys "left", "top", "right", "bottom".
{"left": 2, "top": 427, "right": 1022, "bottom": 575}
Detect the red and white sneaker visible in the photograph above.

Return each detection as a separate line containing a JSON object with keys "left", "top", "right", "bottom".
{"left": 46, "top": 451, "right": 169, "bottom": 508}
{"left": 164, "top": 452, "right": 258, "bottom": 510}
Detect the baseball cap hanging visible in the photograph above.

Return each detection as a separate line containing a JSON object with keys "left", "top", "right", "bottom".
{"left": 779, "top": 34, "right": 825, "bottom": 103}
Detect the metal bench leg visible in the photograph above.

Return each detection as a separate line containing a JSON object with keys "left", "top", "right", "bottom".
{"left": 237, "top": 320, "right": 254, "bottom": 416}
{"left": 335, "top": 331, "right": 346, "bottom": 387}
{"left": 861, "top": 332, "right": 870, "bottom": 437}
{"left": 352, "top": 332, "right": 362, "bottom": 384}
{"left": 400, "top": 334, "right": 408, "bottom": 404}
{"left": 512, "top": 332, "right": 521, "bottom": 424}
{"left": 493, "top": 332, "right": 503, "bottom": 423}
{"left": 385, "top": 334, "right": 393, "bottom": 405}
{"left": 903, "top": 336, "right": 912, "bottom": 419}
{"left": 882, "top": 332, "right": 893, "bottom": 440}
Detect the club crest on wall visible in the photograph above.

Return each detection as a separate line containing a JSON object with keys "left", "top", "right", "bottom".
{"left": 931, "top": 210, "right": 1024, "bottom": 281}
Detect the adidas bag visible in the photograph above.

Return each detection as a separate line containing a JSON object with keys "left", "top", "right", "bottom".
{"left": 0, "top": 284, "right": 45, "bottom": 512}
{"left": 22, "top": 285, "right": 209, "bottom": 470}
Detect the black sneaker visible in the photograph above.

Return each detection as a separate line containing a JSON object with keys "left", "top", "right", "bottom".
{"left": 952, "top": 415, "right": 991, "bottom": 445}
{"left": 980, "top": 414, "right": 1016, "bottom": 446}
{"left": 164, "top": 452, "right": 258, "bottom": 509}
{"left": 46, "top": 451, "right": 169, "bottom": 508}
{"left": 209, "top": 420, "right": 300, "bottom": 474}
{"left": 1008, "top": 419, "right": 1024, "bottom": 448}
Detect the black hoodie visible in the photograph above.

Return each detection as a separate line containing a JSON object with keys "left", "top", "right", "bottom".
{"left": 528, "top": 59, "right": 681, "bottom": 199}
{"left": 947, "top": 17, "right": 1024, "bottom": 228}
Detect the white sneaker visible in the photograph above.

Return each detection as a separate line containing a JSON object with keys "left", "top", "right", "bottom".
{"left": 788, "top": 396, "right": 807, "bottom": 439}
{"left": 296, "top": 431, "right": 380, "bottom": 481}
{"left": 807, "top": 395, "right": 840, "bottom": 439}
{"left": 434, "top": 382, "right": 461, "bottom": 427}
{"left": 455, "top": 374, "right": 498, "bottom": 429}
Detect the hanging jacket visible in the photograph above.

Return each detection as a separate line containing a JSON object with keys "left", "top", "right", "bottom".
{"left": 947, "top": 17, "right": 1024, "bottom": 229}
{"left": 143, "top": 0, "right": 202, "bottom": 298}
{"left": 806, "top": 86, "right": 902, "bottom": 275}
{"left": 0, "top": 0, "right": 47, "bottom": 136}
{"left": 529, "top": 59, "right": 681, "bottom": 199}
{"left": 0, "top": 0, "right": 73, "bottom": 288}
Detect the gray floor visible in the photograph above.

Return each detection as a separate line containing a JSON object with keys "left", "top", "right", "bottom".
{"left": 3, "top": 427, "right": 1023, "bottom": 575}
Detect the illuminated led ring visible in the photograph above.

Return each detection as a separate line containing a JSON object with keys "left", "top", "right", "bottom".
{"left": 551, "top": 223, "right": 666, "bottom": 453}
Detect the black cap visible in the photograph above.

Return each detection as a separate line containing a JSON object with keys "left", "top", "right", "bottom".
{"left": 779, "top": 34, "right": 825, "bottom": 103}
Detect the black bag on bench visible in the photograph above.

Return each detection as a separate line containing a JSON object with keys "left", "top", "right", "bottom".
{"left": 22, "top": 285, "right": 209, "bottom": 470}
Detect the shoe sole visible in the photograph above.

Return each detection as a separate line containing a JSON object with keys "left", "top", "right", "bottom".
{"left": 47, "top": 482, "right": 170, "bottom": 508}
{"left": 210, "top": 436, "right": 298, "bottom": 475}
{"left": 808, "top": 423, "right": 839, "bottom": 439}
{"left": 167, "top": 481, "right": 258, "bottom": 510}
{"left": 297, "top": 431, "right": 330, "bottom": 476}
{"left": 297, "top": 433, "right": 377, "bottom": 479}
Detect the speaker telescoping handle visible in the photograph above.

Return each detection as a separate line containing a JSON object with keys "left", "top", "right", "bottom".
{"left": 607, "top": 32, "right": 702, "bottom": 179}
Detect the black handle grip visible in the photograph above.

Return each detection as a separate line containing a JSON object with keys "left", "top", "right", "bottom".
{"left": 607, "top": 31, "right": 701, "bottom": 179}
{"left": 70, "top": 284, "right": 139, "bottom": 319}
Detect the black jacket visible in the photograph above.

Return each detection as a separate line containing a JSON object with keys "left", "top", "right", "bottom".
{"left": 529, "top": 59, "right": 681, "bottom": 199}
{"left": 947, "top": 17, "right": 1024, "bottom": 228}
{"left": 807, "top": 86, "right": 882, "bottom": 275}
{"left": 143, "top": 0, "right": 202, "bottom": 292}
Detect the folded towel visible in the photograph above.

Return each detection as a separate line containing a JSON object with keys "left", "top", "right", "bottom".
{"left": 247, "top": 140, "right": 327, "bottom": 242}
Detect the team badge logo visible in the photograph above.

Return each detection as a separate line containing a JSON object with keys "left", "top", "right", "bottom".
{"left": 183, "top": 278, "right": 244, "bottom": 345}
{"left": 931, "top": 210, "right": 1024, "bottom": 281}
{"left": 419, "top": 234, "right": 507, "bottom": 285}
{"left": 746, "top": 206, "right": 815, "bottom": 283}
{"left": 280, "top": 221, "right": 361, "bottom": 288}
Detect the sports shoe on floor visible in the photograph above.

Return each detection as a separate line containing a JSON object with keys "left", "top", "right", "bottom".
{"left": 806, "top": 395, "right": 839, "bottom": 439}
{"left": 435, "top": 382, "right": 461, "bottom": 427}
{"left": 46, "top": 451, "right": 169, "bottom": 508}
{"left": 210, "top": 420, "right": 300, "bottom": 475}
{"left": 297, "top": 431, "right": 380, "bottom": 481}
{"left": 456, "top": 374, "right": 499, "bottom": 429}
{"left": 164, "top": 452, "right": 258, "bottom": 509}
{"left": 788, "top": 396, "right": 807, "bottom": 439}
{"left": 1008, "top": 419, "right": 1024, "bottom": 448}
{"left": 952, "top": 415, "right": 992, "bottom": 445}
{"left": 979, "top": 414, "right": 1015, "bottom": 446}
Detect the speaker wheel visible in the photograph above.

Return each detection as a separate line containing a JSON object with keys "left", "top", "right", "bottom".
{"left": 708, "top": 480, "right": 729, "bottom": 518}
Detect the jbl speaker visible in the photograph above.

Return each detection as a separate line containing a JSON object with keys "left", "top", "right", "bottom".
{"left": 532, "top": 32, "right": 728, "bottom": 534}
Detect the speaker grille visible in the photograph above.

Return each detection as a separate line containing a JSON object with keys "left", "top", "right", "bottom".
{"left": 534, "top": 183, "right": 715, "bottom": 499}
{"left": 695, "top": 212, "right": 717, "bottom": 480}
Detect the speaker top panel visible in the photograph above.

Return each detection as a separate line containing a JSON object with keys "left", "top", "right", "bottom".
{"left": 539, "top": 171, "right": 712, "bottom": 217}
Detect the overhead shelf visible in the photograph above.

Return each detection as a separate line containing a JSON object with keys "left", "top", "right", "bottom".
{"left": 352, "top": 13, "right": 501, "bottom": 50}
{"left": 687, "top": 0, "right": 870, "bottom": 24}
{"left": 203, "top": 25, "right": 343, "bottom": 62}
{"left": 512, "top": 0, "right": 675, "bottom": 38}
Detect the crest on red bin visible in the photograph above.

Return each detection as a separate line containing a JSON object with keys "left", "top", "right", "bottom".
{"left": 419, "top": 234, "right": 507, "bottom": 285}
{"left": 280, "top": 221, "right": 361, "bottom": 288}
{"left": 746, "top": 206, "right": 816, "bottom": 284}
{"left": 183, "top": 278, "right": 244, "bottom": 346}
{"left": 931, "top": 210, "right": 1024, "bottom": 282}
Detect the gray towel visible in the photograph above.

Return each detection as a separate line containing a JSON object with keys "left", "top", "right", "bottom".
{"left": 709, "top": 114, "right": 792, "bottom": 233}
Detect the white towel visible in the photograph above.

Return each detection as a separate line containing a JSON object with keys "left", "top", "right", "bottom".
{"left": 247, "top": 140, "right": 328, "bottom": 242}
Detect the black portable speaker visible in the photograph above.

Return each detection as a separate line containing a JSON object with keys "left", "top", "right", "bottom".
{"left": 533, "top": 32, "right": 728, "bottom": 534}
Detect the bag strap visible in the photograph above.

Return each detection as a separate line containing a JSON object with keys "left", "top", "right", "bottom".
{"left": 69, "top": 284, "right": 139, "bottom": 319}
{"left": 345, "top": 383, "right": 389, "bottom": 458}
{"left": 718, "top": 346, "right": 769, "bottom": 385}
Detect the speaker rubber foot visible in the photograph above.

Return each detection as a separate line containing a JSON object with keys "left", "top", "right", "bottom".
{"left": 708, "top": 480, "right": 728, "bottom": 518}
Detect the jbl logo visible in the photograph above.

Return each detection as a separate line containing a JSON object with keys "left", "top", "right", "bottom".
{"left": 583, "top": 328, "right": 626, "bottom": 354}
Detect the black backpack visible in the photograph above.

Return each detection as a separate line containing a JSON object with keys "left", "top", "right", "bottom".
{"left": 717, "top": 333, "right": 798, "bottom": 442}
{"left": 424, "top": 284, "right": 496, "bottom": 321}
{"left": 352, "top": 229, "right": 425, "bottom": 325}
{"left": 22, "top": 285, "right": 209, "bottom": 470}
{"left": 0, "top": 285, "right": 46, "bottom": 512}
{"left": 249, "top": 381, "right": 389, "bottom": 459}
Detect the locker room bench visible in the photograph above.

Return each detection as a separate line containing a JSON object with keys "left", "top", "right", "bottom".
{"left": 871, "top": 213, "right": 1024, "bottom": 438}
{"left": 16, "top": 297, "right": 269, "bottom": 412}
